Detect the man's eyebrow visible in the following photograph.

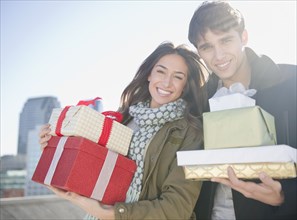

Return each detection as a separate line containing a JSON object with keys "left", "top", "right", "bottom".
{"left": 220, "top": 35, "right": 234, "bottom": 41}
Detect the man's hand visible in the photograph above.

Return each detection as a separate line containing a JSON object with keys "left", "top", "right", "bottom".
{"left": 211, "top": 166, "right": 284, "bottom": 206}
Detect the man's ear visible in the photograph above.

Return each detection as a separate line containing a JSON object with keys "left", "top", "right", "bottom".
{"left": 241, "top": 29, "right": 248, "bottom": 45}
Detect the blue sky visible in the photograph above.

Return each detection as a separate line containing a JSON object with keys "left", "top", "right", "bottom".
{"left": 1, "top": 0, "right": 296, "bottom": 156}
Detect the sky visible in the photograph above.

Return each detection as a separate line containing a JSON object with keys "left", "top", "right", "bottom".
{"left": 1, "top": 0, "right": 296, "bottom": 157}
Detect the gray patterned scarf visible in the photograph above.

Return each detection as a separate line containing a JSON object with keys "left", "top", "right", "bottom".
{"left": 125, "top": 98, "right": 186, "bottom": 203}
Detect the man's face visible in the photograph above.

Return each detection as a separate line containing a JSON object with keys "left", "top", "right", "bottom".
{"left": 195, "top": 29, "right": 248, "bottom": 82}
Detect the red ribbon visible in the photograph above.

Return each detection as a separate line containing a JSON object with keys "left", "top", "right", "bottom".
{"left": 76, "top": 97, "right": 102, "bottom": 107}
{"left": 55, "top": 106, "right": 71, "bottom": 136}
{"left": 101, "top": 111, "right": 123, "bottom": 123}
{"left": 97, "top": 111, "right": 123, "bottom": 146}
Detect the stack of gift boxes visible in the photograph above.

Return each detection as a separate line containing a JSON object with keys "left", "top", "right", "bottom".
{"left": 177, "top": 83, "right": 297, "bottom": 180}
{"left": 32, "top": 98, "right": 136, "bottom": 205}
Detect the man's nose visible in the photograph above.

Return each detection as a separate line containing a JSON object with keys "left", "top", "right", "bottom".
{"left": 214, "top": 46, "right": 225, "bottom": 60}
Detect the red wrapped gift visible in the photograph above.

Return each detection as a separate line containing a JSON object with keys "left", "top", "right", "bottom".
{"left": 32, "top": 136, "right": 136, "bottom": 205}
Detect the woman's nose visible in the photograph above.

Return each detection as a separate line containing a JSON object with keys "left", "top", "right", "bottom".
{"left": 162, "top": 74, "right": 173, "bottom": 87}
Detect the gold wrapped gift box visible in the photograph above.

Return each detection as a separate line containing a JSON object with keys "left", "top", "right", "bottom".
{"left": 203, "top": 106, "right": 277, "bottom": 149}
{"left": 48, "top": 105, "right": 133, "bottom": 156}
{"left": 177, "top": 145, "right": 297, "bottom": 180}
{"left": 183, "top": 163, "right": 297, "bottom": 180}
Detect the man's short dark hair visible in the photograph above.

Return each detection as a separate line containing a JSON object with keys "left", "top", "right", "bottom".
{"left": 188, "top": 1, "right": 245, "bottom": 47}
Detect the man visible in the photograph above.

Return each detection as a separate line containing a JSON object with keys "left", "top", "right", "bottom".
{"left": 188, "top": 1, "right": 296, "bottom": 220}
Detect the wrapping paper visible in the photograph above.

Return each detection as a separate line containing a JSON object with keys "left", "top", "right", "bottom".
{"left": 209, "top": 93, "right": 255, "bottom": 112}
{"left": 32, "top": 136, "right": 136, "bottom": 205}
{"left": 183, "top": 163, "right": 296, "bottom": 180}
{"left": 177, "top": 145, "right": 297, "bottom": 180}
{"left": 209, "top": 83, "right": 256, "bottom": 112}
{"left": 48, "top": 105, "right": 132, "bottom": 155}
{"left": 203, "top": 106, "right": 276, "bottom": 149}
{"left": 212, "top": 82, "right": 257, "bottom": 98}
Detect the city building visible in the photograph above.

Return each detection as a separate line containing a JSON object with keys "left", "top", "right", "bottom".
{"left": 25, "top": 126, "right": 53, "bottom": 196}
{"left": 1, "top": 96, "right": 60, "bottom": 198}
{"left": 0, "top": 155, "right": 27, "bottom": 198}
{"left": 0, "top": 169, "right": 26, "bottom": 198}
{"left": 17, "top": 96, "right": 60, "bottom": 155}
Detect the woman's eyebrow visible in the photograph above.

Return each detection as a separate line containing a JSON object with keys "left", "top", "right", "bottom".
{"left": 175, "top": 71, "right": 186, "bottom": 76}
{"left": 156, "top": 64, "right": 167, "bottom": 69}
{"left": 156, "top": 64, "right": 186, "bottom": 75}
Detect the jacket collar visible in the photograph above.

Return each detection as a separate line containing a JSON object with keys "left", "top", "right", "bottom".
{"left": 246, "top": 47, "right": 282, "bottom": 90}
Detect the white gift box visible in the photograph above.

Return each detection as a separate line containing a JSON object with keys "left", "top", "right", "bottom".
{"left": 209, "top": 93, "right": 255, "bottom": 112}
{"left": 209, "top": 82, "right": 256, "bottom": 112}
{"left": 48, "top": 105, "right": 133, "bottom": 156}
{"left": 177, "top": 145, "right": 296, "bottom": 165}
{"left": 177, "top": 145, "right": 297, "bottom": 180}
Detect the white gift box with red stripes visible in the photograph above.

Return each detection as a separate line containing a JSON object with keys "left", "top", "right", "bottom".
{"left": 48, "top": 105, "right": 132, "bottom": 156}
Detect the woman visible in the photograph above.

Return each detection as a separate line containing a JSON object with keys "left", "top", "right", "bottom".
{"left": 39, "top": 42, "right": 208, "bottom": 219}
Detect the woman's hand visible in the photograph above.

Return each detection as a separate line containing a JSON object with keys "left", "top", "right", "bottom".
{"left": 39, "top": 124, "right": 52, "bottom": 150}
{"left": 211, "top": 166, "right": 284, "bottom": 206}
{"left": 47, "top": 186, "right": 115, "bottom": 219}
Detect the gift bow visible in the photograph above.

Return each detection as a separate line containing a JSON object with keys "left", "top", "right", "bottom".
{"left": 213, "top": 82, "right": 257, "bottom": 98}
{"left": 76, "top": 97, "right": 123, "bottom": 122}
{"left": 77, "top": 97, "right": 103, "bottom": 112}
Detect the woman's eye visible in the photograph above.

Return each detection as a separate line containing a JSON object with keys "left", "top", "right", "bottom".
{"left": 174, "top": 75, "right": 184, "bottom": 80}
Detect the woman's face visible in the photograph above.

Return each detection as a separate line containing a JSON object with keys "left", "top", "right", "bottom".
{"left": 148, "top": 54, "right": 188, "bottom": 108}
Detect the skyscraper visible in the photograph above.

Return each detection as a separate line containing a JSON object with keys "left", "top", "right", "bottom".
{"left": 25, "top": 125, "right": 53, "bottom": 196}
{"left": 17, "top": 96, "right": 60, "bottom": 155}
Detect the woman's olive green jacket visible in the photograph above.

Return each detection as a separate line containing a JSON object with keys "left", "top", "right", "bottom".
{"left": 114, "top": 118, "right": 203, "bottom": 219}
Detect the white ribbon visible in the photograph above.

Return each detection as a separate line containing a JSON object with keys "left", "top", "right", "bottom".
{"left": 44, "top": 136, "right": 68, "bottom": 185}
{"left": 213, "top": 82, "right": 257, "bottom": 98}
{"left": 91, "top": 150, "right": 118, "bottom": 200}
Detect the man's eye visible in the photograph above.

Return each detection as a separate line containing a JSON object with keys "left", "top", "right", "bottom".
{"left": 200, "top": 45, "right": 212, "bottom": 51}
{"left": 223, "top": 39, "right": 231, "bottom": 44}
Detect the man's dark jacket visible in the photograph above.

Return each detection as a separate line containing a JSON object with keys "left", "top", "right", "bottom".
{"left": 195, "top": 47, "right": 296, "bottom": 220}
